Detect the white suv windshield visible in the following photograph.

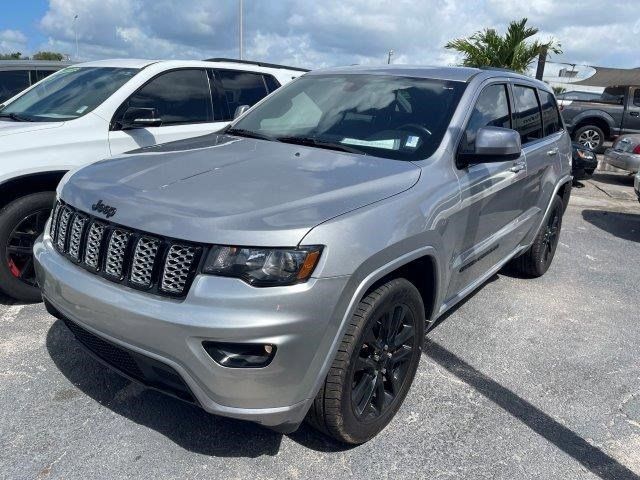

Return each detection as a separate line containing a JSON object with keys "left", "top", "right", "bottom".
{"left": 231, "top": 74, "right": 466, "bottom": 160}
{"left": 0, "top": 66, "right": 138, "bottom": 122}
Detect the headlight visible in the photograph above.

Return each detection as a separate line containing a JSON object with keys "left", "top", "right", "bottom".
{"left": 575, "top": 149, "right": 595, "bottom": 160}
{"left": 202, "top": 245, "right": 322, "bottom": 286}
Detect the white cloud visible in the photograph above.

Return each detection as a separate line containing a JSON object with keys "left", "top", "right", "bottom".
{"left": 0, "top": 29, "right": 28, "bottom": 54}
{"left": 30, "top": 0, "right": 640, "bottom": 69}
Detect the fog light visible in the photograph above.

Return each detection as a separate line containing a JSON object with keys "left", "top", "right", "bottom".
{"left": 203, "top": 341, "right": 276, "bottom": 368}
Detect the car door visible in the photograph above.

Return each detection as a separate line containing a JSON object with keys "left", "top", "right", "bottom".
{"left": 513, "top": 85, "right": 561, "bottom": 229}
{"left": 446, "top": 82, "right": 528, "bottom": 300}
{"left": 108, "top": 68, "right": 227, "bottom": 155}
{"left": 622, "top": 87, "right": 640, "bottom": 134}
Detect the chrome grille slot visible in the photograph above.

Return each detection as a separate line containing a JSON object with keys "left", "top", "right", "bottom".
{"left": 161, "top": 245, "right": 198, "bottom": 294}
{"left": 56, "top": 207, "right": 72, "bottom": 252}
{"left": 84, "top": 221, "right": 106, "bottom": 269}
{"left": 104, "top": 229, "right": 131, "bottom": 278}
{"left": 130, "top": 237, "right": 160, "bottom": 287}
{"left": 68, "top": 214, "right": 88, "bottom": 260}
{"left": 50, "top": 200, "right": 61, "bottom": 239}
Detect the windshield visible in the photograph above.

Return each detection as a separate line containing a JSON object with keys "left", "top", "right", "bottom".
{"left": 0, "top": 66, "right": 138, "bottom": 122}
{"left": 231, "top": 74, "right": 466, "bottom": 160}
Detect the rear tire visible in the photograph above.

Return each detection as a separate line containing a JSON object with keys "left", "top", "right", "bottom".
{"left": 306, "top": 278, "right": 425, "bottom": 444}
{"left": 509, "top": 195, "right": 564, "bottom": 278}
{"left": 0, "top": 192, "right": 55, "bottom": 302}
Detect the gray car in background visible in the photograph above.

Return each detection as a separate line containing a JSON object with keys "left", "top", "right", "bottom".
{"left": 34, "top": 66, "right": 572, "bottom": 444}
{"left": 604, "top": 134, "right": 640, "bottom": 173}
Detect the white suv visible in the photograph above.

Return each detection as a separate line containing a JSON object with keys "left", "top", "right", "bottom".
{"left": 0, "top": 58, "right": 305, "bottom": 301}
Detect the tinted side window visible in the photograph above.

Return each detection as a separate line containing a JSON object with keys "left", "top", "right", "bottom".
{"left": 216, "top": 70, "right": 269, "bottom": 120}
{"left": 459, "top": 84, "right": 510, "bottom": 154}
{"left": 633, "top": 89, "right": 640, "bottom": 107}
{"left": 127, "top": 69, "right": 213, "bottom": 125}
{"left": 538, "top": 90, "right": 562, "bottom": 136}
{"left": 0, "top": 70, "right": 31, "bottom": 103}
{"left": 263, "top": 74, "right": 281, "bottom": 93}
{"left": 513, "top": 85, "right": 543, "bottom": 144}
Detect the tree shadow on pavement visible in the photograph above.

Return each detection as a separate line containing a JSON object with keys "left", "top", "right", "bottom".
{"left": 582, "top": 209, "right": 640, "bottom": 243}
{"left": 423, "top": 340, "right": 640, "bottom": 480}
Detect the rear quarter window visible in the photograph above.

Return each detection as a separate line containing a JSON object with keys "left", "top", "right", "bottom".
{"left": 538, "top": 90, "right": 563, "bottom": 136}
{"left": 513, "top": 85, "right": 543, "bottom": 144}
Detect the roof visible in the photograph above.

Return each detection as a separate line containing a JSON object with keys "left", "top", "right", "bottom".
{"left": 0, "top": 60, "right": 74, "bottom": 69}
{"left": 572, "top": 66, "right": 640, "bottom": 87}
{"left": 74, "top": 58, "right": 159, "bottom": 69}
{"left": 63, "top": 58, "right": 307, "bottom": 74}
{"left": 308, "top": 65, "right": 481, "bottom": 82}
{"left": 205, "top": 58, "right": 309, "bottom": 72}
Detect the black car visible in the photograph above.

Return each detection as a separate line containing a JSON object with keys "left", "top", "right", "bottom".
{"left": 572, "top": 142, "right": 598, "bottom": 180}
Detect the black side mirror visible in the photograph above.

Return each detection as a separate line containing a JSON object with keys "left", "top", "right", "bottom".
{"left": 233, "top": 105, "right": 250, "bottom": 119}
{"left": 458, "top": 126, "right": 522, "bottom": 167}
{"left": 121, "top": 107, "right": 162, "bottom": 130}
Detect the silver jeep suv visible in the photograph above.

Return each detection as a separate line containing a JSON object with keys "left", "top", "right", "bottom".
{"left": 34, "top": 66, "right": 572, "bottom": 444}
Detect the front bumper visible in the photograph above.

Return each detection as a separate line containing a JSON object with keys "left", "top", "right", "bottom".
{"left": 34, "top": 233, "right": 350, "bottom": 429}
{"left": 603, "top": 148, "right": 640, "bottom": 173}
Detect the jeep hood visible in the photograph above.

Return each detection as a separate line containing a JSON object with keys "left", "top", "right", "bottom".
{"left": 0, "top": 119, "right": 63, "bottom": 138}
{"left": 61, "top": 134, "right": 421, "bottom": 246}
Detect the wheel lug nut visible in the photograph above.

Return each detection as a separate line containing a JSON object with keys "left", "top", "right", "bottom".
{"left": 381, "top": 368, "right": 386, "bottom": 374}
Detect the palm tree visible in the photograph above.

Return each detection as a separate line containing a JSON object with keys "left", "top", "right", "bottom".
{"left": 445, "top": 18, "right": 561, "bottom": 73}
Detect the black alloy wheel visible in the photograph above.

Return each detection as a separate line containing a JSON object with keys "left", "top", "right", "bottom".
{"left": 351, "top": 302, "right": 416, "bottom": 420}
{"left": 5, "top": 208, "right": 50, "bottom": 287}
{"left": 306, "top": 278, "right": 425, "bottom": 444}
{"left": 0, "top": 191, "right": 55, "bottom": 302}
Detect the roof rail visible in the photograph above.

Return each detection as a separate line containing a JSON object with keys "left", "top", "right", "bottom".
{"left": 204, "top": 58, "right": 309, "bottom": 73}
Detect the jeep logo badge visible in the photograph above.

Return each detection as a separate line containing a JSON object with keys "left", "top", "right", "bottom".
{"left": 92, "top": 200, "right": 117, "bottom": 218}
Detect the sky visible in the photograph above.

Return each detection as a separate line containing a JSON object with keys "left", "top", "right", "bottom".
{"left": 1, "top": 0, "right": 639, "bottom": 70}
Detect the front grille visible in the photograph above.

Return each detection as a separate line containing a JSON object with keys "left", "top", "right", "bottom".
{"left": 161, "top": 245, "right": 198, "bottom": 294}
{"left": 50, "top": 200, "right": 202, "bottom": 298}
{"left": 62, "top": 317, "right": 196, "bottom": 403}
{"left": 104, "top": 229, "right": 131, "bottom": 278}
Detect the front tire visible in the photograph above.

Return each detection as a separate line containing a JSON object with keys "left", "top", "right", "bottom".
{"left": 509, "top": 195, "right": 564, "bottom": 278}
{"left": 306, "top": 278, "right": 425, "bottom": 444}
{"left": 574, "top": 125, "right": 604, "bottom": 152}
{"left": 0, "top": 192, "right": 55, "bottom": 302}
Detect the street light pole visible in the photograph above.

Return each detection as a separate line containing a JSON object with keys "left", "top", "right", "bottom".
{"left": 387, "top": 49, "right": 394, "bottom": 64}
{"left": 73, "top": 14, "right": 79, "bottom": 59}
{"left": 238, "top": 0, "right": 243, "bottom": 60}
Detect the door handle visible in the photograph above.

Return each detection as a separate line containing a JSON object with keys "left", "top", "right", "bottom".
{"left": 547, "top": 148, "right": 559, "bottom": 156}
{"left": 509, "top": 161, "right": 526, "bottom": 173}
{"left": 630, "top": 112, "right": 639, "bottom": 117}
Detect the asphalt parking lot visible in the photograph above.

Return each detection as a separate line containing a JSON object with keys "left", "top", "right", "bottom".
{"left": 1, "top": 172, "right": 639, "bottom": 480}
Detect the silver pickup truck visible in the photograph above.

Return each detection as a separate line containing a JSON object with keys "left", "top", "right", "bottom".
{"left": 559, "top": 85, "right": 640, "bottom": 151}
{"left": 34, "top": 66, "right": 572, "bottom": 444}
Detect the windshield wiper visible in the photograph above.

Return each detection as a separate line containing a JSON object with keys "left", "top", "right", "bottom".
{"left": 277, "top": 136, "right": 365, "bottom": 155}
{"left": 0, "top": 112, "right": 33, "bottom": 122}
{"left": 224, "top": 127, "right": 279, "bottom": 142}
